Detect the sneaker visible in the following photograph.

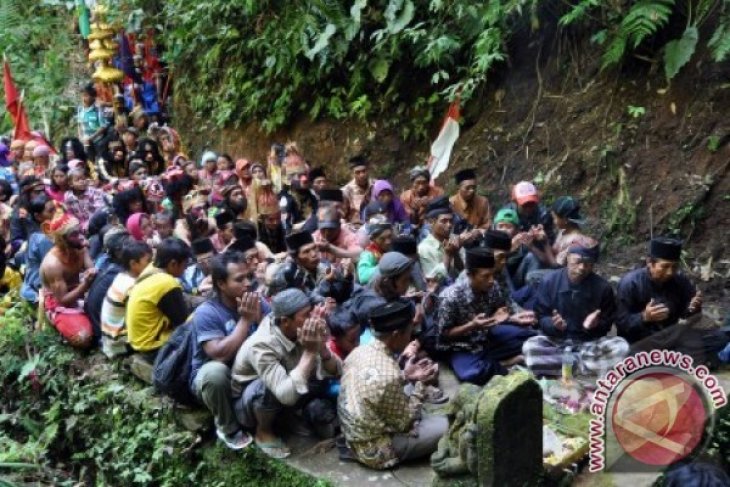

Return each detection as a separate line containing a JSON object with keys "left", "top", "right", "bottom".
{"left": 216, "top": 429, "right": 253, "bottom": 450}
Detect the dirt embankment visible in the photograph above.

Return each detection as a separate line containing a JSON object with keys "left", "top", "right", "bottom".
{"left": 174, "top": 24, "right": 730, "bottom": 312}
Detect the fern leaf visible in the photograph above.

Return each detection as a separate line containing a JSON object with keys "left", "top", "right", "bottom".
{"left": 621, "top": 0, "right": 675, "bottom": 48}
{"left": 559, "top": 0, "right": 601, "bottom": 27}
{"left": 709, "top": 21, "right": 730, "bottom": 62}
{"left": 601, "top": 35, "right": 627, "bottom": 69}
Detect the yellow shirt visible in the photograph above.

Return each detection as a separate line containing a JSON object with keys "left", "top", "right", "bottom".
{"left": 126, "top": 266, "right": 182, "bottom": 352}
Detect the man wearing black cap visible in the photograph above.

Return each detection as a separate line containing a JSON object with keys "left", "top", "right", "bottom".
{"left": 341, "top": 155, "right": 373, "bottom": 226}
{"left": 309, "top": 167, "right": 327, "bottom": 197}
{"left": 318, "top": 188, "right": 346, "bottom": 216}
{"left": 483, "top": 229, "right": 519, "bottom": 293}
{"left": 339, "top": 300, "right": 448, "bottom": 469}
{"left": 449, "top": 168, "right": 491, "bottom": 234}
{"left": 312, "top": 205, "right": 362, "bottom": 265}
{"left": 438, "top": 248, "right": 535, "bottom": 384}
{"left": 616, "top": 237, "right": 726, "bottom": 361}
{"left": 279, "top": 230, "right": 330, "bottom": 293}
{"left": 418, "top": 196, "right": 460, "bottom": 278}
{"left": 181, "top": 237, "right": 217, "bottom": 296}
{"left": 522, "top": 243, "right": 628, "bottom": 377}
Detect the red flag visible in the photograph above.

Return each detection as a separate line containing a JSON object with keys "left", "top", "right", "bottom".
{"left": 427, "top": 97, "right": 461, "bottom": 181}
{"left": 3, "top": 59, "right": 32, "bottom": 140}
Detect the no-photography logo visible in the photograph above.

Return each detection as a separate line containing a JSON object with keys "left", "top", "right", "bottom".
{"left": 589, "top": 350, "right": 727, "bottom": 472}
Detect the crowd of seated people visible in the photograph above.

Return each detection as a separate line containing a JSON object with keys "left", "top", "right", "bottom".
{"left": 1, "top": 96, "right": 728, "bottom": 468}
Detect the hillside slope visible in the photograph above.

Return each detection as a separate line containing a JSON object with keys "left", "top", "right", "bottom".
{"left": 175, "top": 19, "right": 730, "bottom": 308}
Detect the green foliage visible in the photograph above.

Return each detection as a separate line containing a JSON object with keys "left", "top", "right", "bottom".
{"left": 0, "top": 301, "right": 325, "bottom": 486}
{"left": 627, "top": 105, "right": 646, "bottom": 118}
{"left": 559, "top": 0, "right": 730, "bottom": 81}
{"left": 599, "top": 166, "right": 638, "bottom": 243}
{"left": 666, "top": 199, "right": 706, "bottom": 233}
{"left": 147, "top": 0, "right": 537, "bottom": 136}
{"left": 708, "top": 401, "right": 730, "bottom": 466}
{"left": 0, "top": 0, "right": 78, "bottom": 139}
{"left": 664, "top": 26, "right": 699, "bottom": 80}
{"left": 707, "top": 134, "right": 721, "bottom": 152}
{"left": 708, "top": 11, "right": 730, "bottom": 61}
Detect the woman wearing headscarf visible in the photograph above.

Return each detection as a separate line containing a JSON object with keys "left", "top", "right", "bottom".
{"left": 250, "top": 161, "right": 267, "bottom": 182}
{"left": 0, "top": 143, "right": 19, "bottom": 196}
{"left": 198, "top": 150, "right": 218, "bottom": 190}
{"left": 126, "top": 212, "right": 154, "bottom": 243}
{"left": 235, "top": 158, "right": 254, "bottom": 196}
{"left": 356, "top": 222, "right": 394, "bottom": 285}
{"left": 366, "top": 180, "right": 409, "bottom": 229}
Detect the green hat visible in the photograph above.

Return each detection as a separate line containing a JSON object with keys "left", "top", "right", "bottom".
{"left": 494, "top": 208, "right": 519, "bottom": 226}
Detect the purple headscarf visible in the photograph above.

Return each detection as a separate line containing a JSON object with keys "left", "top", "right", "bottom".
{"left": 369, "top": 179, "right": 408, "bottom": 224}
{"left": 0, "top": 143, "right": 10, "bottom": 167}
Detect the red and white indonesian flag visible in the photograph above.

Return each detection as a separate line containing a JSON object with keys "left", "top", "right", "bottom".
{"left": 427, "top": 98, "right": 460, "bottom": 182}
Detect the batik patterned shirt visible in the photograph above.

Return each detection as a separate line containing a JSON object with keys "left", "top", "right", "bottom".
{"left": 437, "top": 278, "right": 506, "bottom": 352}
{"left": 338, "top": 340, "right": 424, "bottom": 469}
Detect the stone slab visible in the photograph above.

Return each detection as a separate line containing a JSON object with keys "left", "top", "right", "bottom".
{"left": 282, "top": 368, "right": 730, "bottom": 486}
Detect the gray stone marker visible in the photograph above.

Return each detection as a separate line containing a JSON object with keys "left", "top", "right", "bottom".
{"left": 432, "top": 371, "right": 543, "bottom": 486}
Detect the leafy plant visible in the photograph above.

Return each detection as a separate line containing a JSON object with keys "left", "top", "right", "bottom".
{"left": 132, "top": 0, "right": 539, "bottom": 136}
{"left": 0, "top": 300, "right": 326, "bottom": 486}
{"left": 627, "top": 105, "right": 646, "bottom": 118}
{"left": 559, "top": 0, "right": 730, "bottom": 81}
{"left": 0, "top": 0, "right": 79, "bottom": 140}
{"left": 666, "top": 200, "right": 706, "bottom": 233}
{"left": 707, "top": 135, "right": 721, "bottom": 152}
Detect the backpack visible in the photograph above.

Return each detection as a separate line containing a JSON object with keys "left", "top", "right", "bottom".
{"left": 152, "top": 321, "right": 197, "bottom": 406}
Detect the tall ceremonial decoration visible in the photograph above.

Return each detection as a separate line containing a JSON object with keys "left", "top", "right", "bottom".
{"left": 88, "top": 5, "right": 124, "bottom": 88}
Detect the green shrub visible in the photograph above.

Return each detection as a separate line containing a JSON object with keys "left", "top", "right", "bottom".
{"left": 0, "top": 301, "right": 326, "bottom": 486}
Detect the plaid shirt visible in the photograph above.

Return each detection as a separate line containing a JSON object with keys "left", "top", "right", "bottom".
{"left": 437, "top": 278, "right": 506, "bottom": 352}
{"left": 338, "top": 340, "right": 424, "bottom": 469}
{"left": 64, "top": 188, "right": 108, "bottom": 232}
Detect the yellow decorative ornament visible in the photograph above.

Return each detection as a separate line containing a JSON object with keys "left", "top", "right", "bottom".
{"left": 89, "top": 48, "right": 115, "bottom": 62}
{"left": 88, "top": 29, "right": 114, "bottom": 41}
{"left": 92, "top": 65, "right": 124, "bottom": 83}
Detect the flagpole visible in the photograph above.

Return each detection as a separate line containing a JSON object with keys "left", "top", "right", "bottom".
{"left": 13, "top": 90, "right": 25, "bottom": 140}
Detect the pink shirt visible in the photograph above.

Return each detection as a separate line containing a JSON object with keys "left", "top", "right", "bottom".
{"left": 313, "top": 225, "right": 362, "bottom": 265}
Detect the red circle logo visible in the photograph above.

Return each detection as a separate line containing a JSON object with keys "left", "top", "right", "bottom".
{"left": 611, "top": 372, "right": 707, "bottom": 466}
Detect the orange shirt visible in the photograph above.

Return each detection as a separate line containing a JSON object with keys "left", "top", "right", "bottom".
{"left": 449, "top": 193, "right": 491, "bottom": 229}
{"left": 400, "top": 185, "right": 444, "bottom": 224}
